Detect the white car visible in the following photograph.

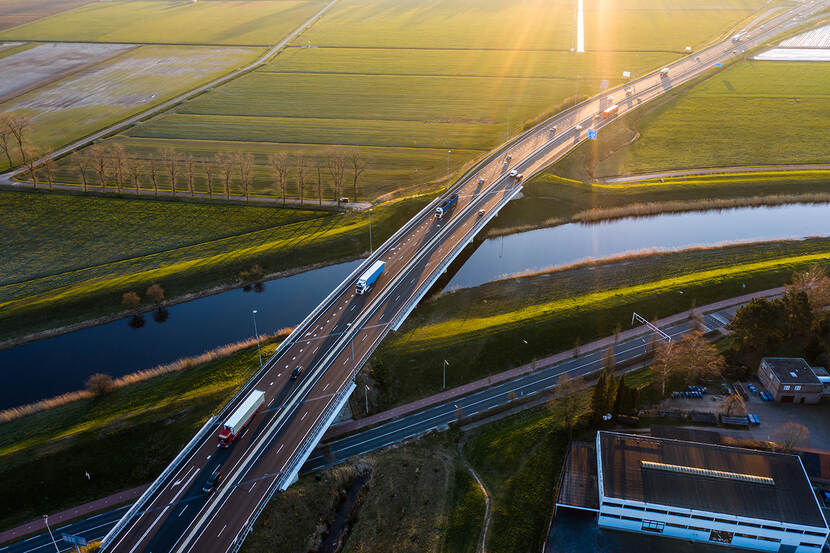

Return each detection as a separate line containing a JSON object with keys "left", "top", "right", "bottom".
{"left": 575, "top": 124, "right": 583, "bottom": 131}
{"left": 509, "top": 169, "right": 518, "bottom": 177}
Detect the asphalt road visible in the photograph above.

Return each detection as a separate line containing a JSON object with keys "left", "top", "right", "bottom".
{"left": 88, "top": 2, "right": 830, "bottom": 552}
{"left": 4, "top": 301, "right": 743, "bottom": 553}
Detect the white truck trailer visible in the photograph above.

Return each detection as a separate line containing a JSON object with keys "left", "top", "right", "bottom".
{"left": 218, "top": 389, "right": 265, "bottom": 447}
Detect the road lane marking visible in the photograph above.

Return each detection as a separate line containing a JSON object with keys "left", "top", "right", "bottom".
{"left": 301, "top": 411, "right": 308, "bottom": 421}
{"left": 249, "top": 483, "right": 256, "bottom": 493}
{"left": 218, "top": 524, "right": 227, "bottom": 538}
{"left": 323, "top": 383, "right": 329, "bottom": 391}
{"left": 125, "top": 467, "right": 198, "bottom": 553}
{"left": 178, "top": 505, "right": 189, "bottom": 518}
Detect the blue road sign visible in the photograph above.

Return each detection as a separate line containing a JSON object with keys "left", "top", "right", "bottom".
{"left": 61, "top": 533, "right": 88, "bottom": 546}
{"left": 715, "top": 62, "right": 723, "bottom": 67}
{"left": 587, "top": 129, "right": 598, "bottom": 140}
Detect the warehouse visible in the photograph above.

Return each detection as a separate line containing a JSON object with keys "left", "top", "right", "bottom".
{"left": 758, "top": 357, "right": 830, "bottom": 403}
{"left": 595, "top": 431, "right": 829, "bottom": 552}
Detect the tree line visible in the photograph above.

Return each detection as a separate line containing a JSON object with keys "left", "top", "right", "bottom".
{"left": 19, "top": 140, "right": 368, "bottom": 205}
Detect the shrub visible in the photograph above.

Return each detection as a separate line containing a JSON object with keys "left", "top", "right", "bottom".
{"left": 85, "top": 373, "right": 115, "bottom": 396}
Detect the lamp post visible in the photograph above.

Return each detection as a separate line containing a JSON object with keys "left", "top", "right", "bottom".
{"left": 43, "top": 515, "right": 60, "bottom": 553}
{"left": 368, "top": 209, "right": 373, "bottom": 255}
{"left": 446, "top": 150, "right": 451, "bottom": 181}
{"left": 443, "top": 359, "right": 448, "bottom": 390}
{"left": 252, "top": 309, "right": 262, "bottom": 367}
{"left": 364, "top": 384, "right": 370, "bottom": 414}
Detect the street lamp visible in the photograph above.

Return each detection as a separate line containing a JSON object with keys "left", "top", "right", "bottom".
{"left": 43, "top": 515, "right": 60, "bottom": 553}
{"left": 446, "top": 150, "right": 451, "bottom": 181}
{"left": 368, "top": 208, "right": 373, "bottom": 255}
{"left": 443, "top": 359, "right": 449, "bottom": 390}
{"left": 365, "top": 384, "right": 370, "bottom": 414}
{"left": 252, "top": 309, "right": 262, "bottom": 367}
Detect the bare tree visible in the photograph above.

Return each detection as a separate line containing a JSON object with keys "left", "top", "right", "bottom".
{"left": 89, "top": 145, "right": 109, "bottom": 189}
{"left": 772, "top": 422, "right": 809, "bottom": 452}
{"left": 146, "top": 283, "right": 165, "bottom": 308}
{"left": 6, "top": 114, "right": 30, "bottom": 163}
{"left": 111, "top": 144, "right": 126, "bottom": 194}
{"left": 218, "top": 153, "right": 234, "bottom": 199}
{"left": 296, "top": 154, "right": 305, "bottom": 205}
{"left": 349, "top": 150, "right": 366, "bottom": 202}
{"left": 122, "top": 291, "right": 141, "bottom": 312}
{"left": 268, "top": 152, "right": 288, "bottom": 206}
{"left": 0, "top": 116, "right": 14, "bottom": 168}
{"left": 651, "top": 331, "right": 725, "bottom": 396}
{"left": 234, "top": 152, "right": 254, "bottom": 201}
{"left": 126, "top": 157, "right": 142, "bottom": 194}
{"left": 791, "top": 266, "right": 830, "bottom": 313}
{"left": 42, "top": 157, "right": 57, "bottom": 190}
{"left": 315, "top": 157, "right": 323, "bottom": 206}
{"left": 722, "top": 393, "right": 746, "bottom": 417}
{"left": 22, "top": 145, "right": 40, "bottom": 188}
{"left": 183, "top": 155, "right": 195, "bottom": 196}
{"left": 75, "top": 153, "right": 92, "bottom": 192}
{"left": 202, "top": 159, "right": 215, "bottom": 197}
{"left": 162, "top": 149, "right": 178, "bottom": 196}
{"left": 327, "top": 151, "right": 345, "bottom": 203}
{"left": 148, "top": 158, "right": 160, "bottom": 197}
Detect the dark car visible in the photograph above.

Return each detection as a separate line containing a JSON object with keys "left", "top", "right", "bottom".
{"left": 203, "top": 469, "right": 221, "bottom": 494}
{"left": 291, "top": 365, "right": 303, "bottom": 380}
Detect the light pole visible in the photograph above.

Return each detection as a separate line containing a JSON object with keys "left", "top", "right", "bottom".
{"left": 43, "top": 515, "right": 60, "bottom": 553}
{"left": 364, "top": 384, "right": 370, "bottom": 414}
{"left": 446, "top": 150, "right": 451, "bottom": 182}
{"left": 443, "top": 359, "right": 448, "bottom": 390}
{"left": 252, "top": 309, "right": 262, "bottom": 367}
{"left": 368, "top": 209, "right": 373, "bottom": 255}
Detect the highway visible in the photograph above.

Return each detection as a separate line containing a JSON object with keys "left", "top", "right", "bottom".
{"left": 99, "top": 2, "right": 829, "bottom": 552}
{"left": 3, "top": 299, "right": 747, "bottom": 553}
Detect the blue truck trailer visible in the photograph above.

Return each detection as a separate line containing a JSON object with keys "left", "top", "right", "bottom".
{"left": 435, "top": 193, "right": 458, "bottom": 219}
{"left": 355, "top": 260, "right": 385, "bottom": 294}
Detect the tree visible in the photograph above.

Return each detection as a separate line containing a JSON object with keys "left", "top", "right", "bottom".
{"left": 42, "top": 157, "right": 56, "bottom": 190}
{"left": 202, "top": 159, "right": 215, "bottom": 197}
{"left": 651, "top": 332, "right": 725, "bottom": 396}
{"left": 6, "top": 114, "right": 30, "bottom": 163}
{"left": 146, "top": 283, "right": 165, "bottom": 307}
{"left": 268, "top": 152, "right": 288, "bottom": 206}
{"left": 554, "top": 373, "right": 580, "bottom": 440}
{"left": 722, "top": 393, "right": 746, "bottom": 417}
{"left": 162, "top": 149, "right": 178, "bottom": 196}
{"left": 327, "top": 150, "right": 345, "bottom": 203}
{"left": 727, "top": 297, "right": 784, "bottom": 352}
{"left": 88, "top": 144, "right": 109, "bottom": 189}
{"left": 315, "top": 157, "right": 323, "bottom": 206}
{"left": 772, "top": 422, "right": 809, "bottom": 452}
{"left": 183, "top": 155, "right": 196, "bottom": 196}
{"left": 0, "top": 116, "right": 14, "bottom": 168}
{"left": 349, "top": 150, "right": 366, "bottom": 202}
{"left": 122, "top": 291, "right": 141, "bottom": 312}
{"left": 590, "top": 370, "right": 608, "bottom": 425}
{"left": 234, "top": 152, "right": 254, "bottom": 201}
{"left": 75, "top": 153, "right": 92, "bottom": 192}
{"left": 126, "top": 157, "right": 142, "bottom": 194}
{"left": 148, "top": 158, "right": 160, "bottom": 197}
{"left": 791, "top": 265, "right": 830, "bottom": 313}
{"left": 111, "top": 144, "right": 126, "bottom": 193}
{"left": 21, "top": 145, "right": 40, "bottom": 187}
{"left": 296, "top": 154, "right": 306, "bottom": 205}
{"left": 779, "top": 288, "right": 813, "bottom": 339}
{"left": 218, "top": 153, "right": 234, "bottom": 199}
{"left": 86, "top": 373, "right": 115, "bottom": 396}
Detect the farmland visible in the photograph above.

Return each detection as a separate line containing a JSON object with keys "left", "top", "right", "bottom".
{"left": 0, "top": 0, "right": 327, "bottom": 45}
{"left": 40, "top": 0, "right": 767, "bottom": 201}
{"left": 0, "top": 0, "right": 92, "bottom": 32}
{"left": 0, "top": 44, "right": 262, "bottom": 171}
{"left": 552, "top": 60, "right": 830, "bottom": 181}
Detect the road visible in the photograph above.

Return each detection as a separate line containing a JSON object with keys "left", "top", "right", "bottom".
{"left": 3, "top": 299, "right": 748, "bottom": 553}
{"left": 96, "top": 2, "right": 830, "bottom": 552}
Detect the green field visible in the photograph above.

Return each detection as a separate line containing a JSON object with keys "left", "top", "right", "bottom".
{"left": 0, "top": 0, "right": 327, "bottom": 45}
{"left": 553, "top": 60, "right": 830, "bottom": 181}
{"left": 0, "top": 0, "right": 91, "bottom": 31}
{"left": 40, "top": 0, "right": 766, "bottom": 200}
{"left": 0, "top": 44, "right": 261, "bottom": 171}
{"left": 370, "top": 237, "right": 830, "bottom": 411}
{"left": 0, "top": 190, "right": 426, "bottom": 343}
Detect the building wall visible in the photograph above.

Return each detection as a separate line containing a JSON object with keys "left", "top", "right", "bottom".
{"left": 758, "top": 361, "right": 822, "bottom": 403}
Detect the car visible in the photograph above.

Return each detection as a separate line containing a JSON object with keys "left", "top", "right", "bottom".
{"left": 624, "top": 87, "right": 633, "bottom": 96}
{"left": 505, "top": 154, "right": 512, "bottom": 162}
{"left": 509, "top": 169, "right": 518, "bottom": 177}
{"left": 477, "top": 209, "right": 486, "bottom": 217}
{"left": 203, "top": 469, "right": 221, "bottom": 493}
{"left": 549, "top": 125, "right": 557, "bottom": 134}
{"left": 291, "top": 365, "right": 303, "bottom": 380}
{"left": 515, "top": 173, "right": 523, "bottom": 180}
{"left": 575, "top": 124, "right": 583, "bottom": 131}
{"left": 339, "top": 197, "right": 349, "bottom": 204}
{"left": 478, "top": 178, "right": 485, "bottom": 185}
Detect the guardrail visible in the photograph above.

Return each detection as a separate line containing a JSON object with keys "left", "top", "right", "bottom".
{"left": 100, "top": 415, "right": 216, "bottom": 550}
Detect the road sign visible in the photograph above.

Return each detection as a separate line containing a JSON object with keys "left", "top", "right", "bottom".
{"left": 587, "top": 129, "right": 597, "bottom": 140}
{"left": 622, "top": 71, "right": 631, "bottom": 79}
{"left": 715, "top": 62, "right": 723, "bottom": 67}
{"left": 61, "top": 533, "right": 88, "bottom": 546}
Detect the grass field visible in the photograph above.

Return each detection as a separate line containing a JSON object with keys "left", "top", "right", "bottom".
{"left": 0, "top": 337, "right": 278, "bottom": 530}
{"left": 369, "top": 237, "right": 830, "bottom": 411}
{"left": 0, "top": 0, "right": 91, "bottom": 31}
{"left": 0, "top": 44, "right": 261, "bottom": 171}
{"left": 0, "top": 190, "right": 426, "bottom": 343}
{"left": 0, "top": 0, "right": 327, "bottom": 45}
{"left": 552, "top": 60, "right": 830, "bottom": 181}
{"left": 41, "top": 0, "right": 765, "bottom": 200}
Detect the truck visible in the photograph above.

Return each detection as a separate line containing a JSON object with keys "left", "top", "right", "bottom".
{"left": 355, "top": 260, "right": 385, "bottom": 294}
{"left": 218, "top": 389, "right": 265, "bottom": 447}
{"left": 659, "top": 67, "right": 669, "bottom": 78}
{"left": 435, "top": 193, "right": 458, "bottom": 219}
{"left": 601, "top": 104, "right": 619, "bottom": 119}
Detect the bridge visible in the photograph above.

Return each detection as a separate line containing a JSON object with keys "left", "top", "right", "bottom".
{"left": 100, "top": 3, "right": 826, "bottom": 551}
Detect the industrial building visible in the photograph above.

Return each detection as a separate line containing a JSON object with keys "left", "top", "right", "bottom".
{"left": 758, "top": 357, "right": 830, "bottom": 404}
{"left": 555, "top": 431, "right": 829, "bottom": 552}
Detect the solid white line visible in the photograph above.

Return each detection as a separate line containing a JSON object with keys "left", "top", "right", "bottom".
{"left": 127, "top": 467, "right": 198, "bottom": 553}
